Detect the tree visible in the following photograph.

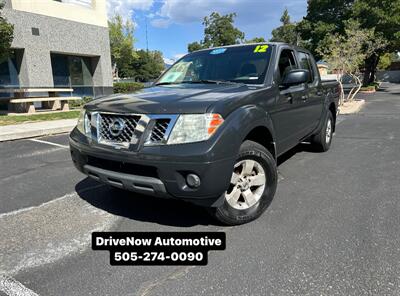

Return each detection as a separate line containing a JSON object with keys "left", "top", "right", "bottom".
{"left": 377, "top": 52, "right": 396, "bottom": 70}
{"left": 297, "top": 0, "right": 355, "bottom": 59}
{"left": 0, "top": 1, "right": 14, "bottom": 63}
{"left": 318, "top": 20, "right": 383, "bottom": 104}
{"left": 298, "top": 0, "right": 400, "bottom": 85}
{"left": 352, "top": 0, "right": 400, "bottom": 85}
{"left": 187, "top": 41, "right": 204, "bottom": 53}
{"left": 188, "top": 12, "right": 245, "bottom": 52}
{"left": 132, "top": 50, "right": 165, "bottom": 82}
{"left": 270, "top": 8, "right": 300, "bottom": 45}
{"left": 245, "top": 37, "right": 266, "bottom": 43}
{"left": 108, "top": 15, "right": 137, "bottom": 78}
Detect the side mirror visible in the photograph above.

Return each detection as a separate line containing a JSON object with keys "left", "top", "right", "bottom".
{"left": 281, "top": 69, "right": 310, "bottom": 87}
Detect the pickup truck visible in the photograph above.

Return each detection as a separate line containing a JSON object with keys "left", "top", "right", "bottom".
{"left": 70, "top": 43, "right": 340, "bottom": 225}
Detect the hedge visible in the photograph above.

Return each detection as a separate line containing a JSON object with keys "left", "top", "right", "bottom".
{"left": 113, "top": 82, "right": 144, "bottom": 94}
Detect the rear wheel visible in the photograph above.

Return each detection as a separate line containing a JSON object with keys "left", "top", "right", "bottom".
{"left": 311, "top": 111, "right": 334, "bottom": 152}
{"left": 209, "top": 140, "right": 277, "bottom": 225}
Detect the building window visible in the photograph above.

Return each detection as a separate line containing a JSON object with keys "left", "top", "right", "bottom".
{"left": 53, "top": 0, "right": 93, "bottom": 8}
{"left": 0, "top": 51, "right": 19, "bottom": 88}
{"left": 51, "top": 53, "right": 94, "bottom": 96}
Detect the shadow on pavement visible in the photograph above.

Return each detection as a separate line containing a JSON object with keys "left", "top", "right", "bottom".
{"left": 75, "top": 178, "right": 217, "bottom": 227}
{"left": 74, "top": 142, "right": 321, "bottom": 227}
{"left": 277, "top": 142, "right": 323, "bottom": 166}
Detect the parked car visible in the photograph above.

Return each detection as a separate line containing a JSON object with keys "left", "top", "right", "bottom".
{"left": 70, "top": 43, "right": 340, "bottom": 225}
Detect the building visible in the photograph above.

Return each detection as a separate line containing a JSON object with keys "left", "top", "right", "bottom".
{"left": 1, "top": 0, "right": 113, "bottom": 97}
{"left": 316, "top": 61, "right": 329, "bottom": 76}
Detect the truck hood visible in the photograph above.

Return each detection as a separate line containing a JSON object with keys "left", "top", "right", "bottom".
{"left": 85, "top": 84, "right": 253, "bottom": 115}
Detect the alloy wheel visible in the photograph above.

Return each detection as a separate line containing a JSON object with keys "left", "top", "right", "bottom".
{"left": 225, "top": 159, "right": 266, "bottom": 210}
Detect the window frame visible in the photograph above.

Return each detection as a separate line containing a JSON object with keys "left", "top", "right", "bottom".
{"left": 274, "top": 47, "right": 299, "bottom": 85}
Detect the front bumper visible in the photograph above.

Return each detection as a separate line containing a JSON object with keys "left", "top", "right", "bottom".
{"left": 69, "top": 128, "right": 237, "bottom": 207}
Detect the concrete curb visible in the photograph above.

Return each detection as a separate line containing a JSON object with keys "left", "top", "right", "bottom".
{"left": 0, "top": 119, "right": 76, "bottom": 142}
{"left": 339, "top": 99, "right": 366, "bottom": 115}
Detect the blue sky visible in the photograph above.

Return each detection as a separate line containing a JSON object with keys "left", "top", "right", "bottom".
{"left": 107, "top": 0, "right": 308, "bottom": 63}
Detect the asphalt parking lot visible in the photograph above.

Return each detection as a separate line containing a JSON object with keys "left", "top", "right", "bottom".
{"left": 1, "top": 83, "right": 399, "bottom": 296}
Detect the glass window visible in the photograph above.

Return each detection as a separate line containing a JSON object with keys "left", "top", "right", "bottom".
{"left": 51, "top": 53, "right": 94, "bottom": 96}
{"left": 157, "top": 45, "right": 272, "bottom": 85}
{"left": 298, "top": 52, "right": 315, "bottom": 83}
{"left": 277, "top": 49, "right": 297, "bottom": 81}
{"left": 51, "top": 54, "right": 93, "bottom": 87}
{"left": 0, "top": 51, "right": 19, "bottom": 88}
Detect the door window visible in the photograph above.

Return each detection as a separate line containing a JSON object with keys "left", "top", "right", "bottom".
{"left": 277, "top": 49, "right": 297, "bottom": 82}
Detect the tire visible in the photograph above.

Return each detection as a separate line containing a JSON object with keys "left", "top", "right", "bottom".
{"left": 311, "top": 111, "right": 334, "bottom": 152}
{"left": 209, "top": 140, "right": 278, "bottom": 225}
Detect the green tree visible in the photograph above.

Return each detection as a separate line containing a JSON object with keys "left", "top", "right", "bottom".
{"left": 377, "top": 52, "right": 397, "bottom": 70}
{"left": 297, "top": 0, "right": 355, "bottom": 59}
{"left": 132, "top": 50, "right": 165, "bottom": 82}
{"left": 0, "top": 1, "right": 14, "bottom": 62}
{"left": 245, "top": 37, "right": 266, "bottom": 43}
{"left": 188, "top": 12, "right": 245, "bottom": 52}
{"left": 318, "top": 20, "right": 383, "bottom": 104}
{"left": 270, "top": 8, "right": 300, "bottom": 45}
{"left": 108, "top": 15, "right": 137, "bottom": 78}
{"left": 352, "top": 0, "right": 400, "bottom": 85}
{"left": 187, "top": 41, "right": 204, "bottom": 53}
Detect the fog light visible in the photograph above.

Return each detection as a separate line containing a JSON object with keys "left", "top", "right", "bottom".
{"left": 186, "top": 174, "right": 201, "bottom": 188}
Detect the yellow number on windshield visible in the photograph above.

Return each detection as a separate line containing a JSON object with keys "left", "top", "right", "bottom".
{"left": 254, "top": 45, "right": 269, "bottom": 53}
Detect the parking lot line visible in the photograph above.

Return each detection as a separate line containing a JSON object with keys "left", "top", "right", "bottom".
{"left": 0, "top": 275, "right": 39, "bottom": 296}
{"left": 29, "top": 138, "right": 69, "bottom": 149}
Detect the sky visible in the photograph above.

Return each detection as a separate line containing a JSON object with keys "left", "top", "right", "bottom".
{"left": 106, "top": 0, "right": 308, "bottom": 63}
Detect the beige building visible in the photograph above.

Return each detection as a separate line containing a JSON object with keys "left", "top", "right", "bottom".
{"left": 1, "top": 0, "right": 113, "bottom": 97}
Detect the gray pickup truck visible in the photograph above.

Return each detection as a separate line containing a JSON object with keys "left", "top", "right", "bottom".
{"left": 70, "top": 43, "right": 339, "bottom": 225}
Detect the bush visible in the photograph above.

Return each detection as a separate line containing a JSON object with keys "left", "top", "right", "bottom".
{"left": 70, "top": 96, "right": 92, "bottom": 109}
{"left": 113, "top": 82, "right": 144, "bottom": 94}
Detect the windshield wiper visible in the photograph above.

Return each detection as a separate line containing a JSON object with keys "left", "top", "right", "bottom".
{"left": 181, "top": 79, "right": 239, "bottom": 85}
{"left": 154, "top": 82, "right": 180, "bottom": 86}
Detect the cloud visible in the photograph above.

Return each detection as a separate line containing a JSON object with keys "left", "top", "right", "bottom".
{"left": 151, "top": 0, "right": 307, "bottom": 38}
{"left": 106, "top": 0, "right": 155, "bottom": 22}
{"left": 150, "top": 18, "right": 172, "bottom": 28}
{"left": 173, "top": 53, "right": 186, "bottom": 60}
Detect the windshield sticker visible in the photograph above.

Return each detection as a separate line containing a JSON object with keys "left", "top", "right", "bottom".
{"left": 210, "top": 48, "right": 227, "bottom": 55}
{"left": 254, "top": 45, "right": 269, "bottom": 53}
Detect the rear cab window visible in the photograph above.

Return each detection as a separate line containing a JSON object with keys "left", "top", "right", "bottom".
{"left": 297, "top": 51, "right": 318, "bottom": 84}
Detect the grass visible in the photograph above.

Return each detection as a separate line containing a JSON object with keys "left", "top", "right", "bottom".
{"left": 0, "top": 110, "right": 80, "bottom": 126}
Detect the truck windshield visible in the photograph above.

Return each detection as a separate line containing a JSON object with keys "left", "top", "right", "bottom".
{"left": 157, "top": 44, "right": 272, "bottom": 85}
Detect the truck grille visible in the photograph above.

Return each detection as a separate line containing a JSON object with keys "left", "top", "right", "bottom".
{"left": 98, "top": 113, "right": 141, "bottom": 145}
{"left": 149, "top": 119, "right": 171, "bottom": 143}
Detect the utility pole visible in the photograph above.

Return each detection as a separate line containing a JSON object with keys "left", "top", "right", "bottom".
{"left": 145, "top": 16, "right": 149, "bottom": 52}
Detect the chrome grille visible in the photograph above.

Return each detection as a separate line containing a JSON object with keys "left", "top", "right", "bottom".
{"left": 98, "top": 113, "right": 141, "bottom": 145}
{"left": 150, "top": 119, "right": 171, "bottom": 143}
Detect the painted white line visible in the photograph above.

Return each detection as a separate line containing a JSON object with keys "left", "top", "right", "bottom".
{"left": 0, "top": 184, "right": 104, "bottom": 219}
{"left": 0, "top": 184, "right": 118, "bottom": 276}
{"left": 0, "top": 275, "right": 39, "bottom": 296}
{"left": 29, "top": 138, "right": 69, "bottom": 149}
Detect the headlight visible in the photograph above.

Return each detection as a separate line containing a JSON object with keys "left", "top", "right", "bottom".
{"left": 167, "top": 113, "right": 224, "bottom": 144}
{"left": 76, "top": 109, "right": 91, "bottom": 136}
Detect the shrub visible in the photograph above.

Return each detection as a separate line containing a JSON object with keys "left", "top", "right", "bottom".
{"left": 70, "top": 96, "right": 92, "bottom": 108}
{"left": 113, "top": 82, "right": 144, "bottom": 94}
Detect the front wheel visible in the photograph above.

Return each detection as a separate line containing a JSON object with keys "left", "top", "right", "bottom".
{"left": 209, "top": 140, "right": 277, "bottom": 225}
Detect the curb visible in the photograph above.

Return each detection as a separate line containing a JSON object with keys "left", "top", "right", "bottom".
{"left": 0, "top": 119, "right": 76, "bottom": 142}
{"left": 339, "top": 99, "right": 366, "bottom": 115}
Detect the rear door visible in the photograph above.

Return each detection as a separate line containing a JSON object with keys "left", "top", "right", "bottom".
{"left": 270, "top": 48, "right": 308, "bottom": 154}
{"left": 296, "top": 51, "right": 324, "bottom": 135}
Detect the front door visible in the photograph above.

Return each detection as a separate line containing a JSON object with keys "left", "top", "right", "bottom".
{"left": 270, "top": 48, "right": 308, "bottom": 154}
